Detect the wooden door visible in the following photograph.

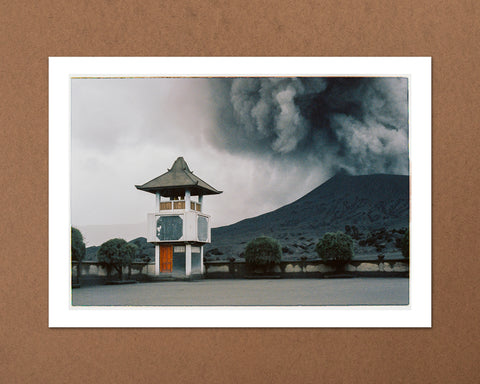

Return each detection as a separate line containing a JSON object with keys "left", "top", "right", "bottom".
{"left": 160, "top": 245, "right": 173, "bottom": 273}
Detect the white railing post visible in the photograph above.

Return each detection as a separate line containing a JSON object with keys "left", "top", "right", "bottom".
{"left": 155, "top": 192, "right": 160, "bottom": 213}
{"left": 185, "top": 189, "right": 191, "bottom": 211}
{"left": 185, "top": 244, "right": 192, "bottom": 276}
{"left": 155, "top": 244, "right": 160, "bottom": 276}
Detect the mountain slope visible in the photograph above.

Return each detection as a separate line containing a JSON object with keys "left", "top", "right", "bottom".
{"left": 205, "top": 174, "right": 409, "bottom": 259}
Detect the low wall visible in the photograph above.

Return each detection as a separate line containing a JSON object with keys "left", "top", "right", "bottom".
{"left": 204, "top": 259, "right": 409, "bottom": 279}
{"left": 72, "top": 258, "right": 409, "bottom": 285}
{"left": 72, "top": 261, "right": 158, "bottom": 285}
{"left": 74, "top": 261, "right": 157, "bottom": 277}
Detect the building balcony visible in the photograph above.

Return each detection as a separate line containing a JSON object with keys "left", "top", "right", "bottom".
{"left": 158, "top": 200, "right": 202, "bottom": 212}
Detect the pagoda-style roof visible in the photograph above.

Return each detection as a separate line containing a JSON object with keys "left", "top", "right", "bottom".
{"left": 135, "top": 157, "right": 222, "bottom": 197}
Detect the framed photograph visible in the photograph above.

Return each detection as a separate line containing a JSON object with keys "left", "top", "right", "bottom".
{"left": 49, "top": 57, "right": 431, "bottom": 327}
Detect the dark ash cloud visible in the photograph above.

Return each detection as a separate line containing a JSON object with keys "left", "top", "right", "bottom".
{"left": 207, "top": 77, "right": 409, "bottom": 175}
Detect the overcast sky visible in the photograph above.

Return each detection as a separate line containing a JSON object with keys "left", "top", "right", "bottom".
{"left": 71, "top": 77, "right": 408, "bottom": 245}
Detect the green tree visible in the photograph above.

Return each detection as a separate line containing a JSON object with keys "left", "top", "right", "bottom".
{"left": 244, "top": 236, "right": 282, "bottom": 273}
{"left": 316, "top": 232, "right": 354, "bottom": 272}
{"left": 97, "top": 238, "right": 137, "bottom": 280}
{"left": 129, "top": 238, "right": 152, "bottom": 275}
{"left": 71, "top": 227, "right": 86, "bottom": 284}
{"left": 130, "top": 237, "right": 154, "bottom": 260}
{"left": 71, "top": 227, "right": 86, "bottom": 262}
{"left": 400, "top": 229, "right": 409, "bottom": 259}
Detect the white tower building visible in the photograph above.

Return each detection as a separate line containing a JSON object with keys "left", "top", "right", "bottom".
{"left": 135, "top": 157, "right": 222, "bottom": 278}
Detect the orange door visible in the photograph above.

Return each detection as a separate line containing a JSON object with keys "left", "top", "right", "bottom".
{"left": 160, "top": 245, "right": 173, "bottom": 273}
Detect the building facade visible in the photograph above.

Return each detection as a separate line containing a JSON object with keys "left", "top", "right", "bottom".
{"left": 136, "top": 157, "right": 222, "bottom": 277}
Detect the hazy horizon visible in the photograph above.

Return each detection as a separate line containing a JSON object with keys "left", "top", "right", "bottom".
{"left": 72, "top": 77, "right": 409, "bottom": 246}
{"left": 76, "top": 172, "right": 409, "bottom": 247}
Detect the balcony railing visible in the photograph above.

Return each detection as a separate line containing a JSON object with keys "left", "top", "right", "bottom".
{"left": 159, "top": 200, "right": 201, "bottom": 212}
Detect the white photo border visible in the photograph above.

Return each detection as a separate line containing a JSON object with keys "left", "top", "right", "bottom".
{"left": 49, "top": 57, "right": 431, "bottom": 328}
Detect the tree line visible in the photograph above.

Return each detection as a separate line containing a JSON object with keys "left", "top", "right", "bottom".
{"left": 71, "top": 227, "right": 152, "bottom": 281}
{"left": 243, "top": 229, "right": 409, "bottom": 274}
{"left": 72, "top": 227, "right": 409, "bottom": 281}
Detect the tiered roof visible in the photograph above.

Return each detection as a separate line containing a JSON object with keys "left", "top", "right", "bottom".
{"left": 135, "top": 157, "right": 222, "bottom": 197}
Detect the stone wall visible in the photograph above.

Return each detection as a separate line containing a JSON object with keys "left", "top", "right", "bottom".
{"left": 72, "top": 258, "right": 409, "bottom": 284}
{"left": 204, "top": 259, "right": 409, "bottom": 278}
{"left": 72, "top": 261, "right": 157, "bottom": 285}
{"left": 73, "top": 261, "right": 156, "bottom": 277}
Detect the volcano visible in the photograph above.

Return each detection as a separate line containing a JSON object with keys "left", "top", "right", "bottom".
{"left": 204, "top": 174, "right": 409, "bottom": 260}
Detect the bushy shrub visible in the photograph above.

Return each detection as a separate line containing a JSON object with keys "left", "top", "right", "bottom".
{"left": 71, "top": 227, "right": 86, "bottom": 262}
{"left": 130, "top": 237, "right": 151, "bottom": 260}
{"left": 351, "top": 225, "right": 360, "bottom": 240}
{"left": 315, "top": 232, "right": 354, "bottom": 268}
{"left": 375, "top": 244, "right": 386, "bottom": 252}
{"left": 71, "top": 227, "right": 86, "bottom": 284}
{"left": 97, "top": 238, "right": 137, "bottom": 280}
{"left": 400, "top": 229, "right": 409, "bottom": 258}
{"left": 244, "top": 236, "right": 282, "bottom": 269}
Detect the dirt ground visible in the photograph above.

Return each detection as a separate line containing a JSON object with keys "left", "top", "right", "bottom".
{"left": 72, "top": 277, "right": 408, "bottom": 306}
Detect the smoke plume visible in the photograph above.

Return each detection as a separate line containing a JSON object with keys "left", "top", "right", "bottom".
{"left": 208, "top": 77, "right": 409, "bottom": 176}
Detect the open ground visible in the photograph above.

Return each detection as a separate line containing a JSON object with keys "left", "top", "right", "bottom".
{"left": 72, "top": 278, "right": 409, "bottom": 306}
